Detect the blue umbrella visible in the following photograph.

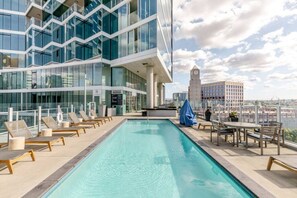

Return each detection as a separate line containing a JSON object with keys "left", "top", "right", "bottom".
{"left": 179, "top": 99, "right": 197, "bottom": 126}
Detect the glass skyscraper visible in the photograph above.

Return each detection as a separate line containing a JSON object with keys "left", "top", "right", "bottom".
{"left": 0, "top": 0, "right": 173, "bottom": 113}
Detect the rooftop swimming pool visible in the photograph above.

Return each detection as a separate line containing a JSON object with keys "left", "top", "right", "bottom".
{"left": 44, "top": 120, "right": 254, "bottom": 197}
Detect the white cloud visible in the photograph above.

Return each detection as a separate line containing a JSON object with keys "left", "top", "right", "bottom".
{"left": 170, "top": 82, "right": 189, "bottom": 92}
{"left": 172, "top": 49, "right": 211, "bottom": 73}
{"left": 174, "top": 0, "right": 296, "bottom": 49}
{"left": 268, "top": 72, "right": 297, "bottom": 80}
{"left": 262, "top": 28, "right": 284, "bottom": 42}
{"left": 223, "top": 49, "right": 278, "bottom": 72}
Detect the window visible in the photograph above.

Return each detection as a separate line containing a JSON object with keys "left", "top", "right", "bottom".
{"left": 4, "top": 0, "right": 11, "bottom": 10}
{"left": 3, "top": 15, "right": 11, "bottom": 29}
{"left": 3, "top": 34, "right": 10, "bottom": 50}
{"left": 11, "top": 34, "right": 18, "bottom": 50}
{"left": 11, "top": 0, "right": 18, "bottom": 11}
{"left": 11, "top": 15, "right": 18, "bottom": 31}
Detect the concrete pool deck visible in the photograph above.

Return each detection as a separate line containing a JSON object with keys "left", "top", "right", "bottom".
{"left": 0, "top": 117, "right": 297, "bottom": 197}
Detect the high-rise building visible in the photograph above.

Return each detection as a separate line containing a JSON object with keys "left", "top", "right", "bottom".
{"left": 201, "top": 81, "right": 244, "bottom": 109}
{"left": 173, "top": 92, "right": 187, "bottom": 107}
{"left": 0, "top": 0, "right": 26, "bottom": 69}
{"left": 188, "top": 66, "right": 201, "bottom": 109}
{"left": 0, "top": 0, "right": 173, "bottom": 113}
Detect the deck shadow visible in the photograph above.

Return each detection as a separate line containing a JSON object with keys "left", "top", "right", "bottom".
{"left": 255, "top": 169, "right": 297, "bottom": 188}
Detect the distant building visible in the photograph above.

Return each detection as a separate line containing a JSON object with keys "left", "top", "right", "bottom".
{"left": 173, "top": 92, "right": 188, "bottom": 107}
{"left": 188, "top": 66, "right": 201, "bottom": 109}
{"left": 201, "top": 81, "right": 244, "bottom": 109}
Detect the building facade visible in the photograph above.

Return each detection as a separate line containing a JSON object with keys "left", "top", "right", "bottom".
{"left": 172, "top": 92, "right": 187, "bottom": 107}
{"left": 201, "top": 81, "right": 244, "bottom": 109}
{"left": 188, "top": 66, "right": 201, "bottom": 109}
{"left": 0, "top": 0, "right": 173, "bottom": 113}
{"left": 0, "top": 1, "right": 26, "bottom": 68}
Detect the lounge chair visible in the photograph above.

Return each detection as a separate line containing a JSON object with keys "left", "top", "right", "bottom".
{"left": 79, "top": 111, "right": 105, "bottom": 125}
{"left": 90, "top": 109, "right": 112, "bottom": 121}
{"left": 4, "top": 120, "right": 65, "bottom": 151}
{"left": 198, "top": 121, "right": 212, "bottom": 130}
{"left": 0, "top": 149, "right": 35, "bottom": 174}
{"left": 68, "top": 112, "right": 98, "bottom": 128}
{"left": 42, "top": 116, "right": 88, "bottom": 137}
{"left": 210, "top": 120, "right": 235, "bottom": 146}
{"left": 267, "top": 156, "right": 297, "bottom": 173}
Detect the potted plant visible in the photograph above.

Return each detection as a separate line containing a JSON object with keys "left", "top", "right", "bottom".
{"left": 229, "top": 111, "right": 238, "bottom": 122}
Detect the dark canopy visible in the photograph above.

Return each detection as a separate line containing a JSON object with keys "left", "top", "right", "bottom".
{"left": 179, "top": 99, "right": 197, "bottom": 126}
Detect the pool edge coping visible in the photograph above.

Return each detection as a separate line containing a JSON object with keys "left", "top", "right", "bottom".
{"left": 171, "top": 119, "right": 275, "bottom": 198}
{"left": 23, "top": 118, "right": 127, "bottom": 198}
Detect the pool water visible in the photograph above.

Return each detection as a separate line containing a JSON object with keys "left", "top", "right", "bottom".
{"left": 45, "top": 120, "right": 254, "bottom": 198}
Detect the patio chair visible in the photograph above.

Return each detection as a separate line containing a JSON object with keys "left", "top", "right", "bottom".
{"left": 79, "top": 111, "right": 104, "bottom": 125}
{"left": 246, "top": 125, "right": 280, "bottom": 155}
{"left": 254, "top": 121, "right": 284, "bottom": 145}
{"left": 42, "top": 116, "right": 87, "bottom": 137}
{"left": 90, "top": 109, "right": 112, "bottom": 121}
{"left": 4, "top": 120, "right": 65, "bottom": 152}
{"left": 0, "top": 149, "right": 35, "bottom": 174}
{"left": 68, "top": 112, "right": 98, "bottom": 128}
{"left": 267, "top": 156, "right": 297, "bottom": 173}
{"left": 210, "top": 120, "right": 235, "bottom": 146}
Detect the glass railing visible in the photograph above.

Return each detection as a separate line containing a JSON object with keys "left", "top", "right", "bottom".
{"left": 197, "top": 104, "right": 297, "bottom": 145}
{"left": 26, "top": 17, "right": 43, "bottom": 29}
{"left": 26, "top": 0, "right": 45, "bottom": 10}
{"left": 0, "top": 105, "right": 79, "bottom": 135}
{"left": 60, "top": 3, "right": 84, "bottom": 21}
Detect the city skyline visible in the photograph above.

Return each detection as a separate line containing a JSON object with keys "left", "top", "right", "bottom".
{"left": 165, "top": 0, "right": 297, "bottom": 100}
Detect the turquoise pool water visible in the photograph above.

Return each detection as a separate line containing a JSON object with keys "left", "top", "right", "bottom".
{"left": 45, "top": 120, "right": 254, "bottom": 198}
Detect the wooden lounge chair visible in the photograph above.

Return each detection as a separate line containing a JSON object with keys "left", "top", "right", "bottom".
{"left": 42, "top": 116, "right": 87, "bottom": 137}
{"left": 90, "top": 110, "right": 112, "bottom": 121}
{"left": 0, "top": 149, "right": 35, "bottom": 174}
{"left": 267, "top": 156, "right": 297, "bottom": 173}
{"left": 68, "top": 112, "right": 98, "bottom": 128}
{"left": 79, "top": 110, "right": 104, "bottom": 125}
{"left": 4, "top": 120, "right": 65, "bottom": 151}
{"left": 198, "top": 121, "right": 212, "bottom": 130}
{"left": 210, "top": 120, "right": 235, "bottom": 146}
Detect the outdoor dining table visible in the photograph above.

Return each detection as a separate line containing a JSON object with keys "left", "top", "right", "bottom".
{"left": 223, "top": 122, "right": 261, "bottom": 147}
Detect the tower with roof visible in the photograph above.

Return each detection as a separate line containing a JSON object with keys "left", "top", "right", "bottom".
{"left": 188, "top": 66, "right": 201, "bottom": 109}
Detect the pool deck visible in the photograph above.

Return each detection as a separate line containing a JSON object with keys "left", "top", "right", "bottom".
{"left": 0, "top": 116, "right": 297, "bottom": 197}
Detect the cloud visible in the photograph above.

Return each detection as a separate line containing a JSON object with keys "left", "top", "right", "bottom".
{"left": 268, "top": 72, "right": 297, "bottom": 80}
{"left": 262, "top": 28, "right": 284, "bottom": 42}
{"left": 170, "top": 81, "right": 189, "bottom": 92}
{"left": 174, "top": 0, "right": 296, "bottom": 49}
{"left": 223, "top": 49, "right": 278, "bottom": 72}
{"left": 172, "top": 49, "right": 211, "bottom": 73}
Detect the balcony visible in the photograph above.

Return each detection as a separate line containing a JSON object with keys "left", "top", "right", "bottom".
{"left": 26, "top": 17, "right": 43, "bottom": 29}
{"left": 26, "top": 0, "right": 45, "bottom": 20}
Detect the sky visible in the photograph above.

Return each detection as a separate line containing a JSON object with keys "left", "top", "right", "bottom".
{"left": 165, "top": 0, "right": 297, "bottom": 100}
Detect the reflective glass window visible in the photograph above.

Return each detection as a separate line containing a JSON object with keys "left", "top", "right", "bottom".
{"left": 111, "top": 37, "right": 118, "bottom": 60}
{"left": 0, "top": 14, "right": 3, "bottom": 29}
{"left": 19, "top": 16, "right": 25, "bottom": 31}
{"left": 4, "top": 0, "right": 11, "bottom": 10}
{"left": 19, "top": 35, "right": 26, "bottom": 51}
{"left": 11, "top": 34, "right": 18, "bottom": 50}
{"left": 11, "top": 0, "right": 18, "bottom": 11}
{"left": 3, "top": 15, "right": 11, "bottom": 29}
{"left": 149, "top": 20, "right": 156, "bottom": 49}
{"left": 140, "top": 23, "right": 149, "bottom": 51}
{"left": 11, "top": 15, "right": 18, "bottom": 31}
{"left": 3, "top": 34, "right": 10, "bottom": 49}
